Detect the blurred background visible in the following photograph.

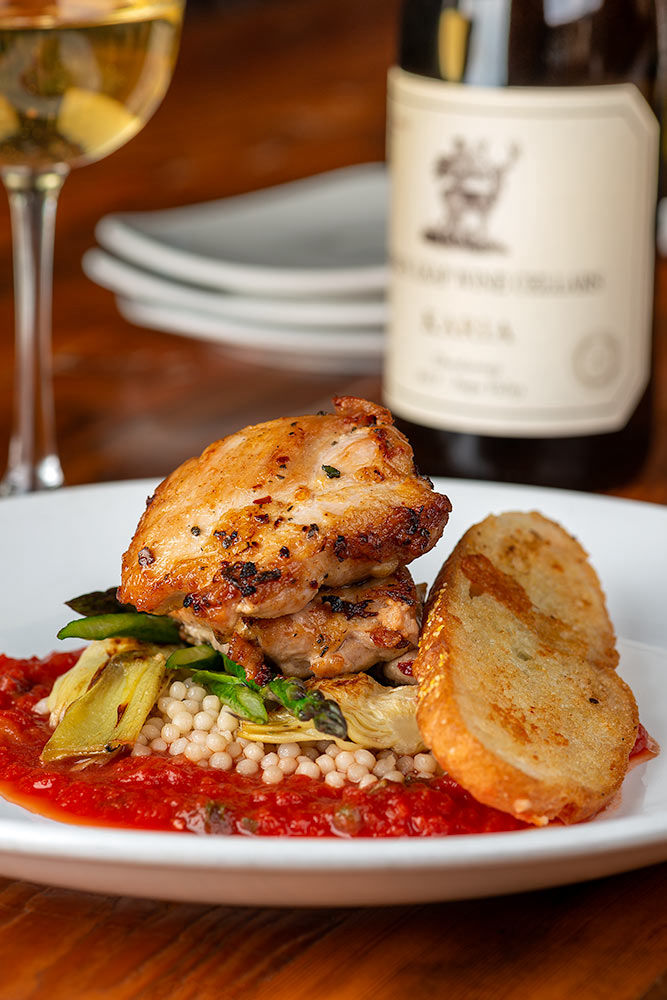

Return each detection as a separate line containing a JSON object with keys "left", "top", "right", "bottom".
{"left": 0, "top": 0, "right": 665, "bottom": 499}
{"left": 0, "top": 0, "right": 399, "bottom": 484}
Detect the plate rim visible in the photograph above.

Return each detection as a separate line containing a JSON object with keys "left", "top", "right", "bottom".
{"left": 1, "top": 779, "right": 666, "bottom": 871}
{"left": 83, "top": 247, "right": 388, "bottom": 328}
{"left": 115, "top": 296, "right": 385, "bottom": 357}
{"left": 95, "top": 163, "right": 389, "bottom": 296}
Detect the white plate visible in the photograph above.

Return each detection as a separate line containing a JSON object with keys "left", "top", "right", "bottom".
{"left": 116, "top": 297, "right": 383, "bottom": 374}
{"left": 83, "top": 249, "right": 387, "bottom": 329}
{"left": 95, "top": 164, "right": 388, "bottom": 297}
{"left": 1, "top": 479, "right": 666, "bottom": 906}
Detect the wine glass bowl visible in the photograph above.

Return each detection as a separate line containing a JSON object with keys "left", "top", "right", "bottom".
{"left": 0, "top": 0, "right": 185, "bottom": 495}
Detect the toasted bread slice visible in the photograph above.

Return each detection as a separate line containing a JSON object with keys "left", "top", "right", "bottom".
{"left": 413, "top": 512, "right": 638, "bottom": 826}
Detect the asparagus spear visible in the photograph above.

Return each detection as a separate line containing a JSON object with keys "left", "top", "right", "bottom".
{"left": 217, "top": 652, "right": 250, "bottom": 682}
{"left": 58, "top": 612, "right": 181, "bottom": 644}
{"left": 191, "top": 669, "right": 268, "bottom": 724}
{"left": 172, "top": 648, "right": 349, "bottom": 739}
{"left": 165, "top": 644, "right": 221, "bottom": 671}
{"left": 65, "top": 587, "right": 135, "bottom": 616}
{"left": 264, "top": 676, "right": 348, "bottom": 739}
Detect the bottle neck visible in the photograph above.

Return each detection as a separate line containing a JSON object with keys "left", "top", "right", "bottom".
{"left": 399, "top": 0, "right": 658, "bottom": 97}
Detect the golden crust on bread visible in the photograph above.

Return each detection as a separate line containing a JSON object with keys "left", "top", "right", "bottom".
{"left": 413, "top": 512, "right": 638, "bottom": 826}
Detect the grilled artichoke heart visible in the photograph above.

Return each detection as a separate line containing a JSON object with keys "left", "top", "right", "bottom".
{"left": 239, "top": 673, "right": 425, "bottom": 754}
{"left": 42, "top": 638, "right": 175, "bottom": 763}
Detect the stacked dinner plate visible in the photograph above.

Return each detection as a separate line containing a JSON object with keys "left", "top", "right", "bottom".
{"left": 84, "top": 163, "right": 388, "bottom": 373}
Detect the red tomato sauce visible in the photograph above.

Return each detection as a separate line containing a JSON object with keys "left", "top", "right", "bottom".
{"left": 629, "top": 722, "right": 659, "bottom": 764}
{"left": 0, "top": 651, "right": 648, "bottom": 838}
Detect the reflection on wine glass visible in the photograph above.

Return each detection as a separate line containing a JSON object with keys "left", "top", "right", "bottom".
{"left": 0, "top": 0, "right": 185, "bottom": 495}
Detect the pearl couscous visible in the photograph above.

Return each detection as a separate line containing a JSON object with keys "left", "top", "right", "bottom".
{"left": 131, "top": 675, "right": 439, "bottom": 786}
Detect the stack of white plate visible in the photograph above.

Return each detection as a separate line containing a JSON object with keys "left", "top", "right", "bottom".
{"left": 84, "top": 163, "right": 388, "bottom": 373}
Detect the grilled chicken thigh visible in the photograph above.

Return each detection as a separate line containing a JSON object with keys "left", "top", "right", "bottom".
{"left": 244, "top": 567, "right": 421, "bottom": 679}
{"left": 179, "top": 568, "right": 422, "bottom": 682}
{"left": 119, "top": 397, "right": 451, "bottom": 634}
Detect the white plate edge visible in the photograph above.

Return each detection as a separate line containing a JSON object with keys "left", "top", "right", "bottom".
{"left": 96, "top": 217, "right": 388, "bottom": 295}
{"left": 115, "top": 297, "right": 385, "bottom": 355}
{"left": 83, "top": 248, "right": 389, "bottom": 327}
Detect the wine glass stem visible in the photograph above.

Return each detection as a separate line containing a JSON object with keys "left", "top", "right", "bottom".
{"left": 1, "top": 166, "right": 69, "bottom": 496}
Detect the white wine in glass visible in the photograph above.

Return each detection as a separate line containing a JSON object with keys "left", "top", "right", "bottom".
{"left": 0, "top": 0, "right": 184, "bottom": 495}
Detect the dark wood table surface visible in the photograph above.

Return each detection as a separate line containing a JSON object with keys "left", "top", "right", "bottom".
{"left": 1, "top": 1, "right": 666, "bottom": 997}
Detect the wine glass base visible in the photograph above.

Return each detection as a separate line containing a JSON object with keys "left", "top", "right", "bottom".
{"left": 0, "top": 455, "right": 64, "bottom": 496}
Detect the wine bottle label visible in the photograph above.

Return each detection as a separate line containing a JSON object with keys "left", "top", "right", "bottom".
{"left": 385, "top": 68, "right": 659, "bottom": 437}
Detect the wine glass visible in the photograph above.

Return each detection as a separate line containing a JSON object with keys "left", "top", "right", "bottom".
{"left": 0, "top": 0, "right": 185, "bottom": 495}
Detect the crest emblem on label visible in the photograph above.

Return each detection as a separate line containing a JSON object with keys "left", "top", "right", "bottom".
{"left": 424, "top": 138, "right": 519, "bottom": 253}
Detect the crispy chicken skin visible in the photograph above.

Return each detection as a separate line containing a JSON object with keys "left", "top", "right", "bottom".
{"left": 243, "top": 567, "right": 421, "bottom": 679}
{"left": 119, "top": 397, "right": 451, "bottom": 631}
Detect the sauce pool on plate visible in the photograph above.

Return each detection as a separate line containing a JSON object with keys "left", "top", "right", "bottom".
{"left": 0, "top": 651, "right": 652, "bottom": 837}
{"left": 0, "top": 651, "right": 530, "bottom": 836}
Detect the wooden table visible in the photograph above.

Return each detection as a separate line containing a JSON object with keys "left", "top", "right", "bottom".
{"left": 1, "top": 2, "right": 666, "bottom": 997}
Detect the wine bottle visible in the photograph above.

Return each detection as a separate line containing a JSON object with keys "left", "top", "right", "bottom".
{"left": 385, "top": 0, "right": 660, "bottom": 490}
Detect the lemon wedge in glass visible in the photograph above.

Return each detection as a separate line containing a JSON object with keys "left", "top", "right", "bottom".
{"left": 57, "top": 87, "right": 141, "bottom": 161}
